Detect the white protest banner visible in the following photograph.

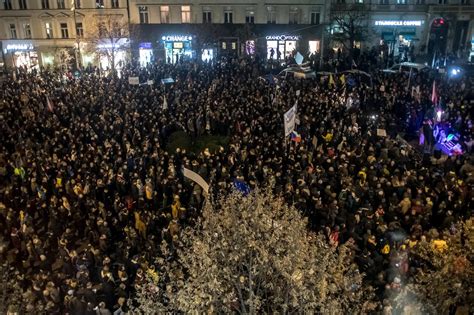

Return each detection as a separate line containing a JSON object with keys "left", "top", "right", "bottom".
{"left": 128, "top": 77, "right": 139, "bottom": 85}
{"left": 284, "top": 104, "right": 297, "bottom": 137}
{"left": 296, "top": 90, "right": 301, "bottom": 96}
{"left": 147, "top": 80, "right": 154, "bottom": 85}
{"left": 183, "top": 167, "right": 209, "bottom": 194}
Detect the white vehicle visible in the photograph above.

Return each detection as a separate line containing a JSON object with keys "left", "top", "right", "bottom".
{"left": 278, "top": 66, "right": 316, "bottom": 79}
{"left": 382, "top": 62, "right": 430, "bottom": 74}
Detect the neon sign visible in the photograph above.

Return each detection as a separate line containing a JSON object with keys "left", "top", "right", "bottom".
{"left": 6, "top": 44, "right": 34, "bottom": 51}
{"left": 375, "top": 20, "right": 423, "bottom": 26}
{"left": 162, "top": 35, "right": 193, "bottom": 41}
{"left": 265, "top": 35, "right": 301, "bottom": 41}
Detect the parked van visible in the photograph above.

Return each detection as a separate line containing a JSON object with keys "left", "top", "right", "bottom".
{"left": 382, "top": 62, "right": 430, "bottom": 74}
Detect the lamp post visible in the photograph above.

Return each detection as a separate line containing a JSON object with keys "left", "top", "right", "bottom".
{"left": 71, "top": 0, "right": 82, "bottom": 70}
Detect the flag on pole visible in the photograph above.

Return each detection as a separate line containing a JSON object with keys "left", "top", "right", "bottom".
{"left": 329, "top": 74, "right": 335, "bottom": 87}
{"left": 46, "top": 96, "right": 54, "bottom": 112}
{"left": 339, "top": 74, "right": 346, "bottom": 85}
{"left": 431, "top": 81, "right": 438, "bottom": 105}
{"left": 162, "top": 95, "right": 168, "bottom": 110}
{"left": 290, "top": 131, "right": 302, "bottom": 143}
{"left": 233, "top": 178, "right": 251, "bottom": 196}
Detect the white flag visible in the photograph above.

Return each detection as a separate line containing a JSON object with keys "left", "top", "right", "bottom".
{"left": 162, "top": 95, "right": 168, "bottom": 110}
{"left": 183, "top": 167, "right": 209, "bottom": 194}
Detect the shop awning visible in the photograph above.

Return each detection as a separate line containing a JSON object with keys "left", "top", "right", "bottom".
{"left": 382, "top": 33, "right": 395, "bottom": 41}
{"left": 399, "top": 28, "right": 416, "bottom": 36}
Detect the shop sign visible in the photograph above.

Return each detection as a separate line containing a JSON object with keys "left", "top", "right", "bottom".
{"left": 265, "top": 35, "right": 301, "bottom": 41}
{"left": 162, "top": 35, "right": 192, "bottom": 42}
{"left": 374, "top": 20, "right": 423, "bottom": 27}
{"left": 6, "top": 43, "right": 34, "bottom": 51}
{"left": 139, "top": 42, "right": 152, "bottom": 49}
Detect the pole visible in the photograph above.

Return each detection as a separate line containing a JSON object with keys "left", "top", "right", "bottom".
{"left": 72, "top": 1, "right": 81, "bottom": 70}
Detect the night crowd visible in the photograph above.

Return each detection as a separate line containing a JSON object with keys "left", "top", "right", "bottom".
{"left": 0, "top": 54, "right": 473, "bottom": 314}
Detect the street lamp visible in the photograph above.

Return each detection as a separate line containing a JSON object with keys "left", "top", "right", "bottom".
{"left": 71, "top": 0, "right": 82, "bottom": 70}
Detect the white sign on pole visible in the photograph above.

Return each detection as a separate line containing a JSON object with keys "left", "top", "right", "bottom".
{"left": 128, "top": 77, "right": 139, "bottom": 85}
{"left": 284, "top": 104, "right": 297, "bottom": 137}
{"left": 147, "top": 80, "right": 154, "bottom": 85}
{"left": 183, "top": 167, "right": 209, "bottom": 194}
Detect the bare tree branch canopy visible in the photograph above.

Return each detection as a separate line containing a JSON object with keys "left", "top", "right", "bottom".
{"left": 84, "top": 14, "right": 130, "bottom": 71}
{"left": 395, "top": 218, "right": 474, "bottom": 314}
{"left": 131, "top": 190, "right": 375, "bottom": 314}
{"left": 329, "top": 4, "right": 370, "bottom": 58}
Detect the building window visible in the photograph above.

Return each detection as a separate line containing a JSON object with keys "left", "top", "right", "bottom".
{"left": 416, "top": 0, "right": 425, "bottom": 3}
{"left": 224, "top": 10, "right": 233, "bottom": 24}
{"left": 379, "top": 0, "right": 389, "bottom": 4}
{"left": 139, "top": 6, "right": 149, "bottom": 24}
{"left": 111, "top": 0, "right": 119, "bottom": 8}
{"left": 74, "top": 0, "right": 81, "bottom": 8}
{"left": 160, "top": 6, "right": 170, "bottom": 23}
{"left": 181, "top": 5, "right": 191, "bottom": 23}
{"left": 96, "top": 0, "right": 104, "bottom": 8}
{"left": 98, "top": 22, "right": 106, "bottom": 37}
{"left": 438, "top": 0, "right": 447, "bottom": 3}
{"left": 203, "top": 11, "right": 212, "bottom": 23}
{"left": 23, "top": 23, "right": 31, "bottom": 38}
{"left": 310, "top": 12, "right": 320, "bottom": 25}
{"left": 41, "top": 0, "right": 49, "bottom": 9}
{"left": 267, "top": 7, "right": 276, "bottom": 24}
{"left": 45, "top": 22, "right": 53, "bottom": 38}
{"left": 245, "top": 11, "right": 255, "bottom": 23}
{"left": 9, "top": 24, "right": 17, "bottom": 39}
{"left": 76, "top": 22, "right": 83, "bottom": 37}
{"left": 4, "top": 0, "right": 12, "bottom": 9}
{"left": 397, "top": 0, "right": 406, "bottom": 4}
{"left": 57, "top": 0, "right": 65, "bottom": 8}
{"left": 355, "top": 0, "right": 364, "bottom": 3}
{"left": 19, "top": 0, "right": 27, "bottom": 9}
{"left": 289, "top": 8, "right": 299, "bottom": 24}
{"left": 60, "top": 23, "right": 69, "bottom": 38}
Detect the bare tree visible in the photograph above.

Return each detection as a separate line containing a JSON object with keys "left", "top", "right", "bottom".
{"left": 329, "top": 3, "right": 370, "bottom": 62}
{"left": 0, "top": 263, "right": 23, "bottom": 315}
{"left": 132, "top": 190, "right": 374, "bottom": 314}
{"left": 84, "top": 14, "right": 130, "bottom": 71}
{"left": 396, "top": 218, "right": 474, "bottom": 314}
{"left": 54, "top": 48, "right": 74, "bottom": 72}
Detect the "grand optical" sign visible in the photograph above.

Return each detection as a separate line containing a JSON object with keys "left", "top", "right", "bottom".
{"left": 266, "top": 35, "right": 301, "bottom": 41}
{"left": 375, "top": 20, "right": 423, "bottom": 26}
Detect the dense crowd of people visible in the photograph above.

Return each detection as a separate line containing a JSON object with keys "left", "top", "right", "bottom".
{"left": 0, "top": 54, "right": 472, "bottom": 314}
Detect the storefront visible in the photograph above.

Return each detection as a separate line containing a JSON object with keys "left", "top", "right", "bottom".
{"left": 245, "top": 40, "right": 256, "bottom": 56}
{"left": 162, "top": 35, "right": 194, "bottom": 64}
{"left": 3, "top": 41, "right": 39, "bottom": 70}
{"left": 308, "top": 40, "right": 321, "bottom": 56}
{"left": 265, "top": 35, "right": 301, "bottom": 60}
{"left": 139, "top": 42, "right": 153, "bottom": 66}
{"left": 201, "top": 48, "right": 214, "bottom": 62}
{"left": 218, "top": 37, "right": 239, "bottom": 57}
{"left": 373, "top": 19, "right": 426, "bottom": 58}
{"left": 97, "top": 38, "right": 129, "bottom": 70}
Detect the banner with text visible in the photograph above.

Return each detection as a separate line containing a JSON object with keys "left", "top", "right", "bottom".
{"left": 284, "top": 104, "right": 297, "bottom": 137}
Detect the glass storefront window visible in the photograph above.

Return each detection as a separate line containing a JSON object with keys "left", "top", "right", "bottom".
{"left": 201, "top": 49, "right": 214, "bottom": 62}
{"left": 309, "top": 40, "right": 320, "bottom": 54}
{"left": 139, "top": 49, "right": 153, "bottom": 66}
